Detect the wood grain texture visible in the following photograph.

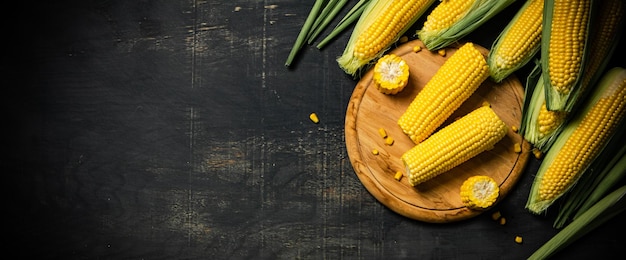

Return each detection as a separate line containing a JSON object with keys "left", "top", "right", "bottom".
{"left": 345, "top": 40, "right": 531, "bottom": 223}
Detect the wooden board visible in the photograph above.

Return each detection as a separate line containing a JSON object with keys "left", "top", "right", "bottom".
{"left": 345, "top": 40, "right": 531, "bottom": 223}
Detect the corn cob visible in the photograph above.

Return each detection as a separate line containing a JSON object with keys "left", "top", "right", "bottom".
{"left": 541, "top": 0, "right": 593, "bottom": 111}
{"left": 398, "top": 42, "right": 489, "bottom": 144}
{"left": 402, "top": 106, "right": 508, "bottom": 186}
{"left": 488, "top": 0, "right": 544, "bottom": 83}
{"left": 372, "top": 54, "right": 410, "bottom": 95}
{"left": 526, "top": 67, "right": 626, "bottom": 214}
{"left": 520, "top": 0, "right": 624, "bottom": 152}
{"left": 460, "top": 175, "right": 500, "bottom": 210}
{"left": 417, "top": 0, "right": 516, "bottom": 51}
{"left": 337, "top": 0, "right": 435, "bottom": 76}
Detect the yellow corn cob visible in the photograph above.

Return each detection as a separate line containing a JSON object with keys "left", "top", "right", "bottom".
{"left": 372, "top": 54, "right": 410, "bottom": 95}
{"left": 460, "top": 175, "right": 500, "bottom": 210}
{"left": 542, "top": 0, "right": 593, "bottom": 110}
{"left": 398, "top": 42, "right": 489, "bottom": 144}
{"left": 417, "top": 0, "right": 516, "bottom": 50}
{"left": 337, "top": 0, "right": 435, "bottom": 76}
{"left": 488, "top": 0, "right": 544, "bottom": 82}
{"left": 526, "top": 67, "right": 626, "bottom": 214}
{"left": 402, "top": 106, "right": 508, "bottom": 186}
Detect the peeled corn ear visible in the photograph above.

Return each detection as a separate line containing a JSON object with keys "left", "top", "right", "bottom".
{"left": 398, "top": 42, "right": 489, "bottom": 144}
{"left": 417, "top": 0, "right": 516, "bottom": 51}
{"left": 337, "top": 0, "right": 435, "bottom": 76}
{"left": 488, "top": 0, "right": 544, "bottom": 83}
{"left": 526, "top": 67, "right": 626, "bottom": 214}
{"left": 402, "top": 106, "right": 508, "bottom": 186}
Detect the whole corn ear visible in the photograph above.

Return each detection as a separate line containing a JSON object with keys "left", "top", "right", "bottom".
{"left": 398, "top": 42, "right": 489, "bottom": 144}
{"left": 402, "top": 106, "right": 508, "bottom": 186}
{"left": 541, "top": 0, "right": 594, "bottom": 111}
{"left": 336, "top": 0, "right": 435, "bottom": 76}
{"left": 526, "top": 67, "right": 626, "bottom": 214}
{"left": 417, "top": 0, "right": 516, "bottom": 51}
{"left": 488, "top": 0, "right": 544, "bottom": 83}
{"left": 521, "top": 0, "right": 624, "bottom": 152}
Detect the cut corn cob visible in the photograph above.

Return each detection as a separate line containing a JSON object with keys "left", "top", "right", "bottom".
{"left": 402, "top": 106, "right": 508, "bottom": 186}
{"left": 521, "top": 0, "right": 624, "bottom": 151}
{"left": 417, "top": 0, "right": 516, "bottom": 51}
{"left": 488, "top": 0, "right": 543, "bottom": 83}
{"left": 526, "top": 67, "right": 626, "bottom": 214}
{"left": 372, "top": 54, "right": 410, "bottom": 95}
{"left": 460, "top": 175, "right": 500, "bottom": 210}
{"left": 337, "top": 0, "right": 435, "bottom": 76}
{"left": 541, "top": 0, "right": 593, "bottom": 111}
{"left": 398, "top": 42, "right": 489, "bottom": 144}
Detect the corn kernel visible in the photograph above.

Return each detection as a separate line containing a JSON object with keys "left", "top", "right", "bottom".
{"left": 511, "top": 125, "right": 518, "bottom": 133}
{"left": 378, "top": 128, "right": 388, "bottom": 138}
{"left": 482, "top": 101, "right": 491, "bottom": 107}
{"left": 532, "top": 148, "right": 543, "bottom": 159}
{"left": 515, "top": 236, "right": 523, "bottom": 244}
{"left": 385, "top": 136, "right": 394, "bottom": 146}
{"left": 372, "top": 149, "right": 379, "bottom": 155}
{"left": 514, "top": 143, "right": 522, "bottom": 153}
{"left": 413, "top": 45, "right": 422, "bottom": 52}
{"left": 394, "top": 171, "right": 403, "bottom": 181}
{"left": 499, "top": 217, "right": 506, "bottom": 225}
{"left": 399, "top": 35, "right": 409, "bottom": 43}
{"left": 491, "top": 211, "right": 502, "bottom": 221}
{"left": 437, "top": 49, "right": 446, "bottom": 57}
{"left": 309, "top": 113, "right": 319, "bottom": 124}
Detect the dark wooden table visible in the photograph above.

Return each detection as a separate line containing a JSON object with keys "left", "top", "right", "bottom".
{"left": 5, "top": 1, "right": 625, "bottom": 259}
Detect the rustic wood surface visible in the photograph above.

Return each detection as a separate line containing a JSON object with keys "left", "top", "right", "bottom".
{"left": 4, "top": 0, "right": 625, "bottom": 259}
{"left": 345, "top": 40, "right": 531, "bottom": 223}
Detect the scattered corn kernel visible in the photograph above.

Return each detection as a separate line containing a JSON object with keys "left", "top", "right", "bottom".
{"left": 378, "top": 128, "right": 388, "bottom": 138}
{"left": 309, "top": 113, "right": 319, "bottom": 124}
{"left": 515, "top": 236, "right": 523, "bottom": 244}
{"left": 437, "top": 49, "right": 446, "bottom": 57}
{"left": 394, "top": 171, "right": 403, "bottom": 181}
{"left": 385, "top": 136, "right": 394, "bottom": 146}
{"left": 491, "top": 211, "right": 501, "bottom": 221}
{"left": 413, "top": 45, "right": 422, "bottom": 52}
{"left": 511, "top": 125, "right": 518, "bottom": 133}
{"left": 514, "top": 143, "right": 522, "bottom": 153}
{"left": 372, "top": 149, "right": 379, "bottom": 155}
{"left": 532, "top": 148, "right": 543, "bottom": 159}
{"left": 482, "top": 101, "right": 491, "bottom": 107}
{"left": 499, "top": 217, "right": 506, "bottom": 225}
{"left": 399, "top": 35, "right": 409, "bottom": 43}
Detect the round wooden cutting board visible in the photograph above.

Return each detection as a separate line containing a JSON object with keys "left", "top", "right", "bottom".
{"left": 344, "top": 40, "right": 531, "bottom": 223}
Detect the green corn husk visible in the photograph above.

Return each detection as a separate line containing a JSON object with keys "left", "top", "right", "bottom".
{"left": 525, "top": 67, "right": 626, "bottom": 215}
{"left": 540, "top": 0, "right": 595, "bottom": 111}
{"left": 528, "top": 185, "right": 626, "bottom": 260}
{"left": 336, "top": 0, "right": 435, "bottom": 76}
{"left": 317, "top": 0, "right": 371, "bottom": 49}
{"left": 487, "top": 0, "right": 543, "bottom": 83}
{"left": 417, "top": 0, "right": 516, "bottom": 51}
{"left": 554, "top": 143, "right": 626, "bottom": 228}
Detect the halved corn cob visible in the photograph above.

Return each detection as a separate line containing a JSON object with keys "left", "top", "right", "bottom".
{"left": 398, "top": 42, "right": 489, "bottom": 144}
{"left": 372, "top": 54, "right": 410, "bottom": 95}
{"left": 520, "top": 0, "right": 624, "bottom": 152}
{"left": 402, "top": 106, "right": 508, "bottom": 186}
{"left": 541, "top": 0, "right": 594, "bottom": 111}
{"left": 488, "top": 0, "right": 544, "bottom": 83}
{"left": 526, "top": 67, "right": 626, "bottom": 214}
{"left": 337, "top": 0, "right": 435, "bottom": 76}
{"left": 416, "top": 0, "right": 516, "bottom": 51}
{"left": 460, "top": 175, "right": 500, "bottom": 210}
